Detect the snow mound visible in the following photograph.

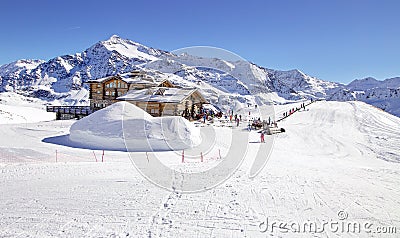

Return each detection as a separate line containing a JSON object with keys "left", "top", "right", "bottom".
{"left": 69, "top": 102, "right": 201, "bottom": 151}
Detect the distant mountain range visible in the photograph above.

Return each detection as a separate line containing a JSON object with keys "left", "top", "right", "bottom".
{"left": 0, "top": 35, "right": 399, "bottom": 116}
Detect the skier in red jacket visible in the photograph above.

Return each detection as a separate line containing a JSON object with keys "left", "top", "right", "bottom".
{"left": 260, "top": 131, "right": 265, "bottom": 143}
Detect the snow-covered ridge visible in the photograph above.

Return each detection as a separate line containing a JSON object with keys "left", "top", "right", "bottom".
{"left": 347, "top": 76, "right": 400, "bottom": 90}
{"left": 330, "top": 76, "right": 400, "bottom": 116}
{"left": 0, "top": 35, "right": 399, "bottom": 117}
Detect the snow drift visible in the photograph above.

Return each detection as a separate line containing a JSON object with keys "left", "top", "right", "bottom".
{"left": 69, "top": 102, "right": 201, "bottom": 151}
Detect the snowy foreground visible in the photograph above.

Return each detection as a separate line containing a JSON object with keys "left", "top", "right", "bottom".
{"left": 0, "top": 101, "right": 399, "bottom": 237}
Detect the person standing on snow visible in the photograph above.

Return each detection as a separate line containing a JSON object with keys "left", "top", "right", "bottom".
{"left": 260, "top": 130, "right": 265, "bottom": 143}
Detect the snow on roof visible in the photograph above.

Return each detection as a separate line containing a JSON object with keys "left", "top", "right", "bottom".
{"left": 119, "top": 71, "right": 157, "bottom": 84}
{"left": 117, "top": 87, "right": 204, "bottom": 103}
{"left": 86, "top": 75, "right": 115, "bottom": 83}
{"left": 202, "top": 104, "right": 220, "bottom": 112}
{"left": 87, "top": 71, "right": 166, "bottom": 85}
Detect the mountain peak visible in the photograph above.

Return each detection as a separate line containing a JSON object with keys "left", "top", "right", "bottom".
{"left": 358, "top": 77, "right": 377, "bottom": 82}
{"left": 103, "top": 34, "right": 131, "bottom": 45}
{"left": 109, "top": 34, "right": 121, "bottom": 40}
{"left": 347, "top": 77, "right": 381, "bottom": 91}
{"left": 289, "top": 69, "right": 306, "bottom": 76}
{"left": 93, "top": 35, "right": 159, "bottom": 61}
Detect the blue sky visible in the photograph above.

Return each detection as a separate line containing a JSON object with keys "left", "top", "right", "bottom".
{"left": 1, "top": 0, "right": 399, "bottom": 83}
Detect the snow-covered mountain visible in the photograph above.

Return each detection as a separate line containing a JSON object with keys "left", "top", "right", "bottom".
{"left": 0, "top": 59, "right": 44, "bottom": 91}
{"left": 329, "top": 77, "right": 400, "bottom": 116}
{"left": 0, "top": 36, "right": 169, "bottom": 96}
{"left": 0, "top": 35, "right": 399, "bottom": 116}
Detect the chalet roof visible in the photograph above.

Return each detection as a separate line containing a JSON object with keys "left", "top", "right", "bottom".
{"left": 86, "top": 75, "right": 118, "bottom": 83}
{"left": 86, "top": 72, "right": 173, "bottom": 87}
{"left": 120, "top": 72, "right": 155, "bottom": 84}
{"left": 117, "top": 87, "right": 208, "bottom": 104}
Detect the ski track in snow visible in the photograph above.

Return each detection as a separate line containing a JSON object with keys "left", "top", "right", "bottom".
{"left": 0, "top": 101, "right": 399, "bottom": 237}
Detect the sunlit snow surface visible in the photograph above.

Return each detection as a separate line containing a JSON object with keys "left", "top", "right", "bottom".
{"left": 0, "top": 99, "right": 399, "bottom": 237}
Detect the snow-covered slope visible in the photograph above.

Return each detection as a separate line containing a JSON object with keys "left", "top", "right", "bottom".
{"left": 0, "top": 101, "right": 399, "bottom": 237}
{"left": 268, "top": 69, "right": 341, "bottom": 98}
{"left": 0, "top": 103, "right": 54, "bottom": 124}
{"left": 152, "top": 54, "right": 340, "bottom": 99}
{"left": 0, "top": 35, "right": 399, "bottom": 117}
{"left": 0, "top": 92, "right": 55, "bottom": 123}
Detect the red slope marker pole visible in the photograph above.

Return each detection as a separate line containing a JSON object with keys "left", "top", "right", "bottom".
{"left": 182, "top": 150, "right": 184, "bottom": 163}
{"left": 201, "top": 152, "right": 203, "bottom": 162}
{"left": 101, "top": 150, "right": 104, "bottom": 162}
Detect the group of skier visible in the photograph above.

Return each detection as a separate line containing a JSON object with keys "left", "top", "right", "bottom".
{"left": 202, "top": 103, "right": 281, "bottom": 143}
{"left": 200, "top": 108, "right": 225, "bottom": 123}
{"left": 207, "top": 100, "right": 316, "bottom": 143}
{"left": 282, "top": 102, "right": 308, "bottom": 118}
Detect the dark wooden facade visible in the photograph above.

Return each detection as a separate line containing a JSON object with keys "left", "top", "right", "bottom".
{"left": 49, "top": 71, "right": 209, "bottom": 120}
{"left": 88, "top": 76, "right": 129, "bottom": 110}
{"left": 88, "top": 74, "right": 175, "bottom": 111}
{"left": 127, "top": 90, "right": 207, "bottom": 118}
{"left": 44, "top": 71, "right": 209, "bottom": 120}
